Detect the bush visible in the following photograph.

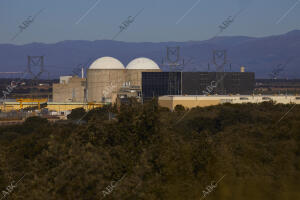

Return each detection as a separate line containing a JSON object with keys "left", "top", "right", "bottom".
{"left": 67, "top": 107, "right": 86, "bottom": 120}
{"left": 174, "top": 104, "right": 185, "bottom": 112}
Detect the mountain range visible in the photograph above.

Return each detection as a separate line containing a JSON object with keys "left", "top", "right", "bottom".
{"left": 0, "top": 30, "right": 300, "bottom": 79}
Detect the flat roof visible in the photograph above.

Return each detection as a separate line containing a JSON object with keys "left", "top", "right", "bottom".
{"left": 159, "top": 95, "right": 300, "bottom": 100}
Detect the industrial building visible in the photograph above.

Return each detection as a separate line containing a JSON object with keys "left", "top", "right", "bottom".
{"left": 53, "top": 76, "right": 86, "bottom": 102}
{"left": 52, "top": 56, "right": 254, "bottom": 104}
{"left": 52, "top": 56, "right": 162, "bottom": 104}
{"left": 255, "top": 79, "right": 300, "bottom": 94}
{"left": 142, "top": 72, "right": 255, "bottom": 99}
{"left": 159, "top": 95, "right": 300, "bottom": 110}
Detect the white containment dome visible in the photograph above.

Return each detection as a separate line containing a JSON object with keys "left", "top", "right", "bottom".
{"left": 89, "top": 57, "right": 125, "bottom": 70}
{"left": 126, "top": 57, "right": 160, "bottom": 70}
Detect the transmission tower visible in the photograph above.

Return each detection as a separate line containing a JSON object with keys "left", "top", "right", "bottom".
{"left": 27, "top": 56, "right": 44, "bottom": 79}
{"left": 162, "top": 46, "right": 185, "bottom": 70}
{"left": 212, "top": 50, "right": 227, "bottom": 94}
{"left": 27, "top": 56, "right": 44, "bottom": 98}
{"left": 161, "top": 47, "right": 185, "bottom": 95}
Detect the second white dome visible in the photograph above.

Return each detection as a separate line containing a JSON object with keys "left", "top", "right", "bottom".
{"left": 126, "top": 57, "right": 160, "bottom": 70}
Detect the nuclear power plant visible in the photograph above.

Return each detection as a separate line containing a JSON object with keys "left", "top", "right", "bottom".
{"left": 50, "top": 55, "right": 300, "bottom": 112}
{"left": 2, "top": 54, "right": 300, "bottom": 117}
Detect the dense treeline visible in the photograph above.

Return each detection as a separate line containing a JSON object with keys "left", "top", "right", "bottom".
{"left": 0, "top": 100, "right": 300, "bottom": 200}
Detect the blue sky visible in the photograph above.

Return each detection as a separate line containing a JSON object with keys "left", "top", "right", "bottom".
{"left": 1, "top": 0, "right": 299, "bottom": 44}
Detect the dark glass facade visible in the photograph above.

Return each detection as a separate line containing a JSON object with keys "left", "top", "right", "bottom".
{"left": 182, "top": 72, "right": 255, "bottom": 95}
{"left": 142, "top": 72, "right": 255, "bottom": 98}
{"left": 142, "top": 72, "right": 181, "bottom": 99}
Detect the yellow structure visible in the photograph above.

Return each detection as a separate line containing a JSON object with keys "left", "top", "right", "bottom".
{"left": 159, "top": 96, "right": 220, "bottom": 110}
{"left": 0, "top": 102, "right": 104, "bottom": 112}
{"left": 16, "top": 98, "right": 48, "bottom": 110}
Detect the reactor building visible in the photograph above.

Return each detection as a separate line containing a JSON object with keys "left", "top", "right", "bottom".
{"left": 86, "top": 56, "right": 161, "bottom": 103}
{"left": 53, "top": 56, "right": 162, "bottom": 104}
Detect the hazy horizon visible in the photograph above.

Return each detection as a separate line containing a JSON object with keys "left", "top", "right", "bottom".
{"left": 1, "top": 0, "right": 300, "bottom": 45}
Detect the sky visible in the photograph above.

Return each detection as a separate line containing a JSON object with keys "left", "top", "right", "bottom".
{"left": 0, "top": 0, "right": 300, "bottom": 44}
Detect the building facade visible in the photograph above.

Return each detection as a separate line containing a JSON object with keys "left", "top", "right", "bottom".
{"left": 142, "top": 72, "right": 255, "bottom": 99}
{"left": 53, "top": 76, "right": 86, "bottom": 102}
{"left": 158, "top": 95, "right": 300, "bottom": 110}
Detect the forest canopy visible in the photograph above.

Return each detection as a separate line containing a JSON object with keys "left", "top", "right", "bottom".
{"left": 0, "top": 100, "right": 300, "bottom": 200}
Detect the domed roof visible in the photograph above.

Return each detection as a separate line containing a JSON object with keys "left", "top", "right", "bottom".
{"left": 89, "top": 57, "right": 125, "bottom": 69}
{"left": 126, "top": 57, "right": 160, "bottom": 70}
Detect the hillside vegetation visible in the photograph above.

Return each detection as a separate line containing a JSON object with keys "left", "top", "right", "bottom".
{"left": 0, "top": 100, "right": 300, "bottom": 200}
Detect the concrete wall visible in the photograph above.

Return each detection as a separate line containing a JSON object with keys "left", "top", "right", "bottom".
{"left": 87, "top": 69, "right": 161, "bottom": 103}
{"left": 172, "top": 99, "right": 220, "bottom": 109}
{"left": 53, "top": 76, "right": 86, "bottom": 102}
{"left": 158, "top": 97, "right": 174, "bottom": 110}
{"left": 87, "top": 69, "right": 126, "bottom": 103}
